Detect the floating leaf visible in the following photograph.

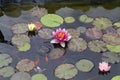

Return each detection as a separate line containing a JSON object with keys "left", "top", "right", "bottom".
{"left": 67, "top": 29, "right": 80, "bottom": 38}
{"left": 88, "top": 40, "right": 107, "bottom": 53}
{"left": 32, "top": 74, "right": 47, "bottom": 80}
{"left": 31, "top": 7, "right": 48, "bottom": 18}
{"left": 11, "top": 72, "right": 31, "bottom": 80}
{"left": 103, "top": 33, "right": 120, "bottom": 46}
{"left": 55, "top": 63, "right": 78, "bottom": 79}
{"left": 117, "top": 28, "right": 120, "bottom": 35}
{"left": 79, "top": 14, "right": 93, "bottom": 23}
{"left": 64, "top": 17, "right": 75, "bottom": 23}
{"left": 0, "top": 66, "right": 15, "bottom": 78}
{"left": 75, "top": 59, "right": 94, "bottom": 72}
{"left": 0, "top": 53, "right": 12, "bottom": 68}
{"left": 38, "top": 28, "right": 53, "bottom": 39}
{"left": 12, "top": 34, "right": 30, "bottom": 46}
{"left": 16, "top": 59, "right": 35, "bottom": 72}
{"left": 41, "top": 14, "right": 63, "bottom": 27}
{"left": 86, "top": 27, "right": 103, "bottom": 39}
{"left": 68, "top": 37, "right": 87, "bottom": 52}
{"left": 11, "top": 23, "right": 28, "bottom": 34}
{"left": 102, "top": 52, "right": 120, "bottom": 64}
{"left": 49, "top": 48, "right": 65, "bottom": 59}
{"left": 17, "top": 43, "right": 31, "bottom": 51}
{"left": 105, "top": 27, "right": 117, "bottom": 34}
{"left": 39, "top": 46, "right": 50, "bottom": 54}
{"left": 111, "top": 75, "right": 120, "bottom": 80}
{"left": 106, "top": 44, "right": 120, "bottom": 53}
{"left": 76, "top": 26, "right": 86, "bottom": 33}
{"left": 92, "top": 17, "right": 112, "bottom": 29}
{"left": 113, "top": 22, "right": 120, "bottom": 28}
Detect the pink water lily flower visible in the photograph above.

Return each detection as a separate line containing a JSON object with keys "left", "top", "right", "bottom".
{"left": 99, "top": 62, "right": 111, "bottom": 72}
{"left": 50, "top": 28, "right": 71, "bottom": 47}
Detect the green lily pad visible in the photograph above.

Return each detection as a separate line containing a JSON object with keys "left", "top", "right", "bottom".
{"left": 102, "top": 52, "right": 120, "bottom": 64}
{"left": 76, "top": 26, "right": 86, "bottom": 33}
{"left": 106, "top": 44, "right": 120, "bottom": 53}
{"left": 41, "top": 14, "right": 63, "bottom": 27}
{"left": 16, "top": 59, "right": 35, "bottom": 72}
{"left": 67, "top": 29, "right": 80, "bottom": 38}
{"left": 113, "top": 22, "right": 120, "bottom": 28}
{"left": 32, "top": 74, "right": 47, "bottom": 80}
{"left": 17, "top": 43, "right": 31, "bottom": 51}
{"left": 88, "top": 40, "right": 107, "bottom": 53}
{"left": 11, "top": 72, "right": 31, "bottom": 80}
{"left": 68, "top": 37, "right": 87, "bottom": 52}
{"left": 0, "top": 66, "right": 15, "bottom": 78}
{"left": 75, "top": 59, "right": 94, "bottom": 72}
{"left": 92, "top": 17, "right": 112, "bottom": 29}
{"left": 0, "top": 53, "right": 12, "bottom": 68}
{"left": 111, "top": 75, "right": 120, "bottom": 80}
{"left": 38, "top": 28, "right": 53, "bottom": 39}
{"left": 55, "top": 63, "right": 78, "bottom": 79}
{"left": 11, "top": 23, "right": 28, "bottom": 34}
{"left": 49, "top": 48, "right": 65, "bottom": 59}
{"left": 12, "top": 34, "right": 30, "bottom": 46}
{"left": 79, "top": 14, "right": 93, "bottom": 23}
{"left": 64, "top": 17, "right": 75, "bottom": 23}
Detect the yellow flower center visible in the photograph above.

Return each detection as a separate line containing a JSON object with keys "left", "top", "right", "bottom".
{"left": 57, "top": 32, "right": 65, "bottom": 38}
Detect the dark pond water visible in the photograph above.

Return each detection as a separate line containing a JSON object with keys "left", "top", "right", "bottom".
{"left": 0, "top": 2, "right": 120, "bottom": 80}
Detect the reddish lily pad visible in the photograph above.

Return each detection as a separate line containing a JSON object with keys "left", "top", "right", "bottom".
{"left": 67, "top": 29, "right": 80, "bottom": 38}
{"left": 88, "top": 40, "right": 107, "bottom": 53}
{"left": 0, "top": 53, "right": 12, "bottom": 68}
{"left": 11, "top": 72, "right": 31, "bottom": 80}
{"left": 11, "top": 23, "right": 28, "bottom": 34}
{"left": 92, "top": 17, "right": 112, "bottom": 29}
{"left": 54, "top": 63, "right": 78, "bottom": 79}
{"left": 49, "top": 48, "right": 65, "bottom": 59}
{"left": 103, "top": 33, "right": 120, "bottom": 46}
{"left": 38, "top": 28, "right": 53, "bottom": 39}
{"left": 86, "top": 27, "right": 103, "bottom": 39}
{"left": 12, "top": 34, "right": 30, "bottom": 46}
{"left": 16, "top": 59, "right": 35, "bottom": 72}
{"left": 68, "top": 37, "right": 87, "bottom": 52}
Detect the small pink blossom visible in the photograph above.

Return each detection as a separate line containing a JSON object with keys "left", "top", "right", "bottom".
{"left": 99, "top": 62, "right": 111, "bottom": 72}
{"left": 50, "top": 28, "right": 71, "bottom": 47}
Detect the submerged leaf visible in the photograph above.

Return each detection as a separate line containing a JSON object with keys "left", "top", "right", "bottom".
{"left": 0, "top": 53, "right": 12, "bottom": 68}
{"left": 17, "top": 43, "right": 31, "bottom": 51}
{"left": 16, "top": 59, "right": 35, "bottom": 72}
{"left": 12, "top": 34, "right": 30, "bottom": 46}
{"left": 88, "top": 40, "right": 107, "bottom": 53}
{"left": 111, "top": 75, "right": 120, "bottom": 80}
{"left": 92, "top": 17, "right": 112, "bottom": 29}
{"left": 32, "top": 74, "right": 47, "bottom": 80}
{"left": 68, "top": 37, "right": 87, "bottom": 52}
{"left": 0, "top": 66, "right": 15, "bottom": 78}
{"left": 38, "top": 28, "right": 53, "bottom": 39}
{"left": 67, "top": 29, "right": 80, "bottom": 38}
{"left": 106, "top": 44, "right": 120, "bottom": 53}
{"left": 64, "top": 17, "right": 75, "bottom": 23}
{"left": 79, "top": 14, "right": 93, "bottom": 23}
{"left": 49, "top": 48, "right": 65, "bottom": 59}
{"left": 41, "top": 14, "right": 63, "bottom": 27}
{"left": 11, "top": 23, "right": 28, "bottom": 34}
{"left": 102, "top": 52, "right": 120, "bottom": 64}
{"left": 55, "top": 63, "right": 78, "bottom": 79}
{"left": 75, "top": 59, "right": 94, "bottom": 72}
{"left": 11, "top": 72, "right": 31, "bottom": 80}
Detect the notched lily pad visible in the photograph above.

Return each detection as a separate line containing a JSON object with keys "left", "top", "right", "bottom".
{"left": 0, "top": 53, "right": 12, "bottom": 68}
{"left": 64, "top": 17, "right": 75, "bottom": 23}
{"left": 32, "top": 74, "right": 47, "bottom": 80}
{"left": 12, "top": 34, "right": 30, "bottom": 46}
{"left": 92, "top": 17, "right": 112, "bottom": 29}
{"left": 11, "top": 23, "right": 28, "bottom": 34}
{"left": 11, "top": 72, "right": 31, "bottom": 80}
{"left": 16, "top": 59, "right": 35, "bottom": 72}
{"left": 49, "top": 48, "right": 65, "bottom": 59}
{"left": 103, "top": 33, "right": 120, "bottom": 46}
{"left": 76, "top": 26, "right": 86, "bottom": 33}
{"left": 106, "top": 44, "right": 120, "bottom": 53}
{"left": 86, "top": 27, "right": 103, "bottom": 39}
{"left": 75, "top": 59, "right": 94, "bottom": 72}
{"left": 111, "top": 75, "right": 120, "bottom": 80}
{"left": 0, "top": 66, "right": 15, "bottom": 78}
{"left": 79, "top": 14, "right": 93, "bottom": 23}
{"left": 88, "top": 40, "right": 107, "bottom": 53}
{"left": 102, "top": 52, "right": 120, "bottom": 64}
{"left": 38, "top": 28, "right": 53, "bottom": 39}
{"left": 68, "top": 37, "right": 87, "bottom": 52}
{"left": 67, "top": 29, "right": 80, "bottom": 38}
{"left": 17, "top": 43, "right": 31, "bottom": 51}
{"left": 54, "top": 63, "right": 78, "bottom": 79}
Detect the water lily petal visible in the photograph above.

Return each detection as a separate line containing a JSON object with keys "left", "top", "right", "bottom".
{"left": 50, "top": 39, "right": 59, "bottom": 43}
{"left": 60, "top": 42, "right": 65, "bottom": 47}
